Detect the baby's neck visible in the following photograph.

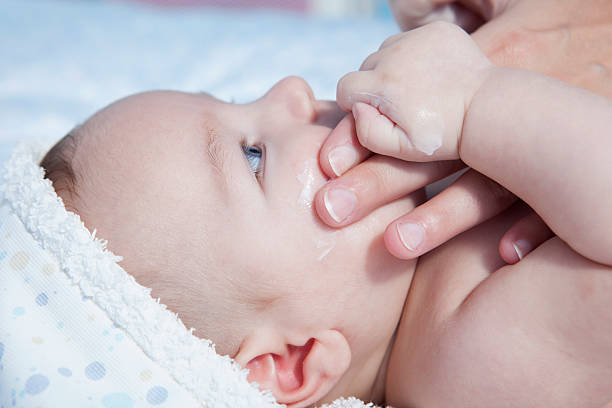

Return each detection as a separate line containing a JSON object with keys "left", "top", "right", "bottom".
{"left": 327, "top": 330, "right": 396, "bottom": 406}
{"left": 369, "top": 333, "right": 395, "bottom": 403}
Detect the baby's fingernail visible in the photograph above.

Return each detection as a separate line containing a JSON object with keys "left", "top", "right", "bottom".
{"left": 512, "top": 239, "right": 532, "bottom": 260}
{"left": 324, "top": 187, "right": 357, "bottom": 223}
{"left": 396, "top": 222, "right": 425, "bottom": 251}
{"left": 328, "top": 145, "right": 358, "bottom": 177}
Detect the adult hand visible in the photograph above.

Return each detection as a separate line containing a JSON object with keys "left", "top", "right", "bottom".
{"left": 316, "top": 112, "right": 551, "bottom": 263}
{"left": 315, "top": 0, "right": 610, "bottom": 261}
{"left": 387, "top": 0, "right": 488, "bottom": 33}
{"left": 389, "top": 0, "right": 612, "bottom": 98}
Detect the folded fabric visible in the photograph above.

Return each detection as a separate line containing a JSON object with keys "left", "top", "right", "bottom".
{"left": 0, "top": 143, "right": 380, "bottom": 408}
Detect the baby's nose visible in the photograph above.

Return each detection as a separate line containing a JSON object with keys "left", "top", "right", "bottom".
{"left": 264, "top": 76, "right": 316, "bottom": 123}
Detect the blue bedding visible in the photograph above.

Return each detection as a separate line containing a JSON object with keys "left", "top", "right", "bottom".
{"left": 0, "top": 0, "right": 397, "bottom": 164}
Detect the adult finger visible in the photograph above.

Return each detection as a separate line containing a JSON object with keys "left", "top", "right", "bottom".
{"left": 498, "top": 210, "right": 554, "bottom": 264}
{"left": 314, "top": 157, "right": 465, "bottom": 227}
{"left": 319, "top": 114, "right": 371, "bottom": 178}
{"left": 383, "top": 169, "right": 518, "bottom": 259}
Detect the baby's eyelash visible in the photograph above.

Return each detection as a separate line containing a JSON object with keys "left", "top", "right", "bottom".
{"left": 241, "top": 144, "right": 265, "bottom": 181}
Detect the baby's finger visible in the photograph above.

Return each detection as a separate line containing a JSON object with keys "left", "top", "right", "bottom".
{"left": 361, "top": 32, "right": 406, "bottom": 71}
{"left": 336, "top": 70, "right": 382, "bottom": 113}
{"left": 378, "top": 32, "right": 405, "bottom": 50}
{"left": 498, "top": 211, "right": 554, "bottom": 264}
{"left": 319, "top": 114, "right": 371, "bottom": 178}
{"left": 352, "top": 102, "right": 421, "bottom": 161}
{"left": 338, "top": 71, "right": 455, "bottom": 161}
{"left": 360, "top": 50, "right": 383, "bottom": 71}
{"left": 383, "top": 169, "right": 518, "bottom": 259}
{"left": 314, "top": 157, "right": 464, "bottom": 227}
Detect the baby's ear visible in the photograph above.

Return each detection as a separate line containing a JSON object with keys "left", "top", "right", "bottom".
{"left": 234, "top": 330, "right": 351, "bottom": 408}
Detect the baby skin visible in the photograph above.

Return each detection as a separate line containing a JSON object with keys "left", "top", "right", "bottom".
{"left": 43, "top": 77, "right": 430, "bottom": 407}
{"left": 40, "top": 24, "right": 611, "bottom": 408}
{"left": 314, "top": 22, "right": 612, "bottom": 407}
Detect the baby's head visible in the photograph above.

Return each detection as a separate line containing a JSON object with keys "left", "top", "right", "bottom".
{"left": 41, "top": 77, "right": 417, "bottom": 407}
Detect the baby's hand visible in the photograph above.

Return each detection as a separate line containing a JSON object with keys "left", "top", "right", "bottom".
{"left": 337, "top": 21, "right": 492, "bottom": 161}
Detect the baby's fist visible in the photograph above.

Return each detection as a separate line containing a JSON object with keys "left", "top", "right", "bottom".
{"left": 337, "top": 21, "right": 492, "bottom": 161}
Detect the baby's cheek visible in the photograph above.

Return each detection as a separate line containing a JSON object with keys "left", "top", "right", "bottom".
{"left": 131, "top": 272, "right": 242, "bottom": 355}
{"left": 295, "top": 158, "right": 328, "bottom": 210}
{"left": 292, "top": 158, "right": 339, "bottom": 263}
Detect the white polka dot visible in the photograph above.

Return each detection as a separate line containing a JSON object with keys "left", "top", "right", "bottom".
{"left": 42, "top": 264, "right": 56, "bottom": 276}
{"left": 10, "top": 252, "right": 29, "bottom": 271}
{"left": 139, "top": 369, "right": 152, "bottom": 382}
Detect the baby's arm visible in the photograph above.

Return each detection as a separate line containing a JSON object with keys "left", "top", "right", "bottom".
{"left": 461, "top": 67, "right": 612, "bottom": 265}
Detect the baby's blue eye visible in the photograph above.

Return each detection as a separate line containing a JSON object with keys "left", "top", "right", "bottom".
{"left": 242, "top": 145, "right": 264, "bottom": 179}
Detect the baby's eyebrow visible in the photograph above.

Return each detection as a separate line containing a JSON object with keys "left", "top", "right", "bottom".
{"left": 204, "top": 121, "right": 231, "bottom": 196}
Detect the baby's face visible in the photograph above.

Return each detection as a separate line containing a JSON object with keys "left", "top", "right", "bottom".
{"left": 72, "top": 77, "right": 417, "bottom": 361}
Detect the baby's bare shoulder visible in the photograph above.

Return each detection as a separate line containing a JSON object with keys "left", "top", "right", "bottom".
{"left": 386, "top": 211, "right": 612, "bottom": 407}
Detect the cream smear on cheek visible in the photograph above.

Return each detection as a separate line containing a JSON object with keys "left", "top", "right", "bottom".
{"left": 296, "top": 158, "right": 318, "bottom": 208}
{"left": 315, "top": 232, "right": 338, "bottom": 261}
{"left": 351, "top": 92, "right": 444, "bottom": 156}
{"left": 295, "top": 158, "right": 338, "bottom": 261}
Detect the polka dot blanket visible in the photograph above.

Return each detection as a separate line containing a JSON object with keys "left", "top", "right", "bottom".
{"left": 0, "top": 144, "right": 382, "bottom": 407}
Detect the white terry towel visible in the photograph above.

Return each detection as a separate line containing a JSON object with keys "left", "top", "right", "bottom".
{"left": 0, "top": 143, "right": 381, "bottom": 408}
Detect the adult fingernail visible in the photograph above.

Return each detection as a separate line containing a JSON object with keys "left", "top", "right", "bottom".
{"left": 512, "top": 239, "right": 532, "bottom": 260}
{"left": 328, "top": 145, "right": 359, "bottom": 177}
{"left": 396, "top": 222, "right": 425, "bottom": 251}
{"left": 324, "top": 187, "right": 357, "bottom": 223}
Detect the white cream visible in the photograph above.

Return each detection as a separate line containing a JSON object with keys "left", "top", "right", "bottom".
{"left": 296, "top": 158, "right": 317, "bottom": 208}
{"left": 410, "top": 108, "right": 444, "bottom": 156}
{"left": 295, "top": 159, "right": 337, "bottom": 261}
{"left": 315, "top": 232, "right": 337, "bottom": 261}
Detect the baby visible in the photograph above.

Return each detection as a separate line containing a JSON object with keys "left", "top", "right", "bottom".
{"left": 41, "top": 76, "right": 417, "bottom": 406}
{"left": 40, "top": 23, "right": 612, "bottom": 407}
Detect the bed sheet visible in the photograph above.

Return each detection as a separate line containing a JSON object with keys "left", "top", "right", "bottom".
{"left": 0, "top": 0, "right": 397, "bottom": 165}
